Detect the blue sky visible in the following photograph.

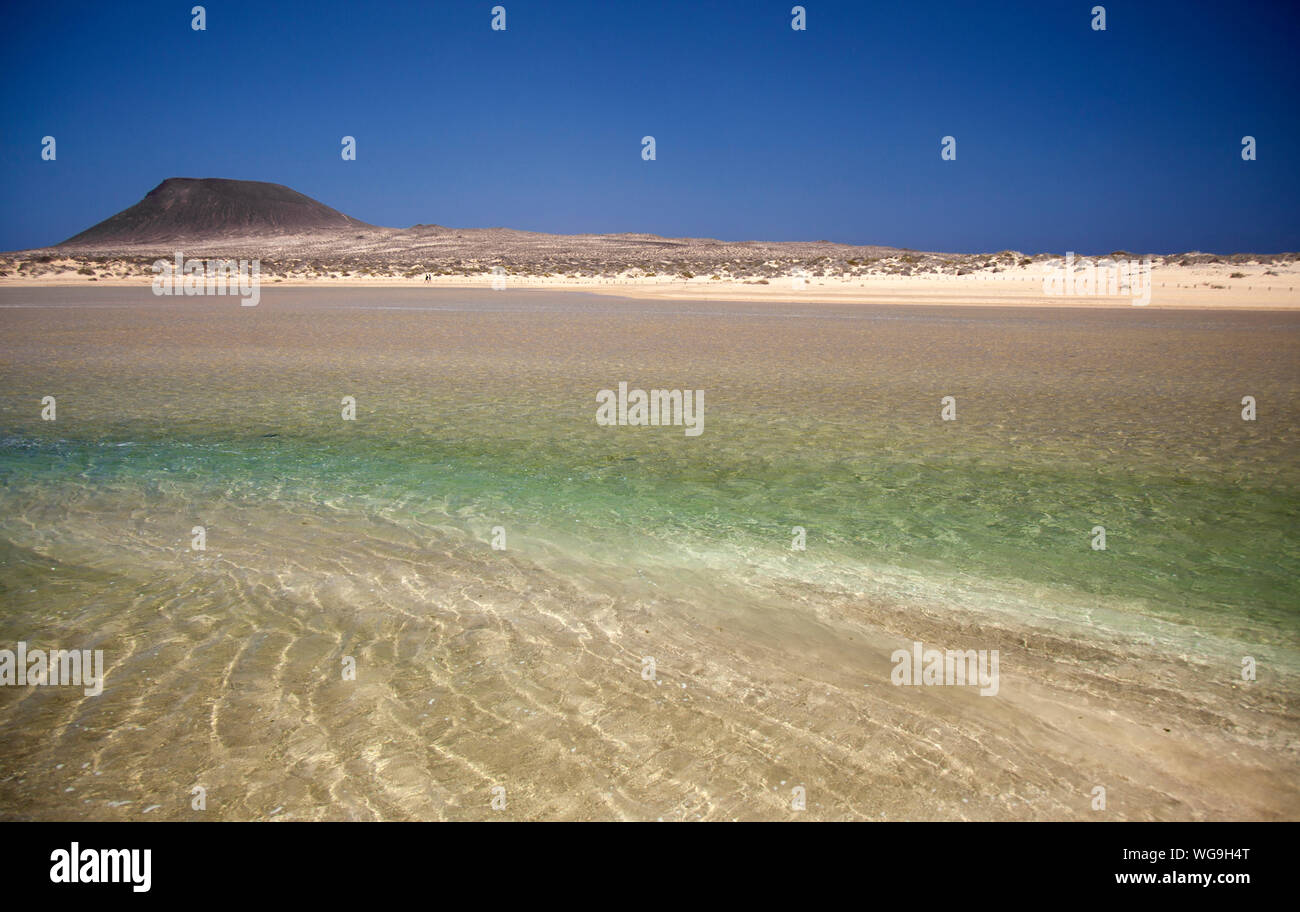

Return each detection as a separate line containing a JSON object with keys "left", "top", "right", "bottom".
{"left": 2, "top": 0, "right": 1297, "bottom": 253}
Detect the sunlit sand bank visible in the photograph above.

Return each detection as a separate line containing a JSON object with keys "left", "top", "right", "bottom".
{"left": 4, "top": 251, "right": 1300, "bottom": 309}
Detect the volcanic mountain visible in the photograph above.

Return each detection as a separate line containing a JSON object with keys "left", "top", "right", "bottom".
{"left": 59, "top": 178, "right": 370, "bottom": 246}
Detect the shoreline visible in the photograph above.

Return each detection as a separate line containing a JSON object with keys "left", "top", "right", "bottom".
{"left": 3, "top": 273, "right": 1299, "bottom": 309}
{"left": 4, "top": 236, "right": 1299, "bottom": 311}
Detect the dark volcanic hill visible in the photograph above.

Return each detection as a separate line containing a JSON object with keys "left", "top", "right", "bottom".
{"left": 59, "top": 178, "right": 370, "bottom": 246}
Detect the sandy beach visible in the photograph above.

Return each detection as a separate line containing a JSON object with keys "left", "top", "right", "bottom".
{"left": 4, "top": 257, "right": 1298, "bottom": 310}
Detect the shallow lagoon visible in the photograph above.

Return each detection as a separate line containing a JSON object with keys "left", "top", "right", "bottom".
{"left": 1, "top": 287, "right": 1296, "bottom": 819}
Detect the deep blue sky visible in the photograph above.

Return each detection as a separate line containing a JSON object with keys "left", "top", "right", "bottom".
{"left": 2, "top": 0, "right": 1298, "bottom": 253}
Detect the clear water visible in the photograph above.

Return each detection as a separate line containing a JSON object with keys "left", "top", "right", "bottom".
{"left": 1, "top": 288, "right": 1296, "bottom": 820}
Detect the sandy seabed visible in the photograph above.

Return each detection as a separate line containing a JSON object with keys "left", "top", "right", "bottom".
{"left": 0, "top": 286, "right": 1296, "bottom": 820}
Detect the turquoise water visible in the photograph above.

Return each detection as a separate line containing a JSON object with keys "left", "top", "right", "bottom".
{"left": 2, "top": 427, "right": 1296, "bottom": 643}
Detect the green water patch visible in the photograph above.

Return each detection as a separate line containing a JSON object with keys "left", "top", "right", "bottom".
{"left": 2, "top": 425, "right": 1295, "bottom": 647}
